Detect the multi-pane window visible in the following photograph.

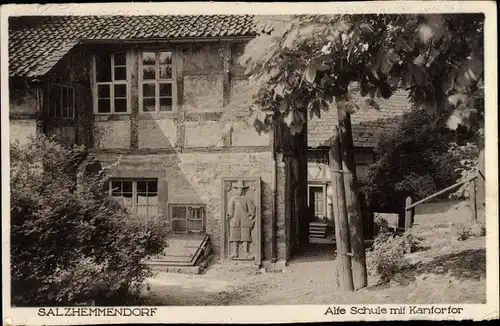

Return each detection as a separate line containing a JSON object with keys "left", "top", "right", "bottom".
{"left": 140, "top": 50, "right": 174, "bottom": 112}
{"left": 109, "top": 179, "right": 158, "bottom": 218}
{"left": 48, "top": 83, "right": 75, "bottom": 118}
{"left": 169, "top": 204, "right": 205, "bottom": 233}
{"left": 94, "top": 52, "right": 129, "bottom": 114}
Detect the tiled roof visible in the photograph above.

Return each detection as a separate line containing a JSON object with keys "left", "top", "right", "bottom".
{"left": 308, "top": 89, "right": 412, "bottom": 148}
{"left": 9, "top": 15, "right": 256, "bottom": 78}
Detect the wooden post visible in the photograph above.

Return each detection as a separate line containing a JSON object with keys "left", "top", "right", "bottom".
{"left": 405, "top": 197, "right": 413, "bottom": 231}
{"left": 328, "top": 127, "right": 354, "bottom": 292}
{"left": 337, "top": 106, "right": 368, "bottom": 290}
{"left": 469, "top": 179, "right": 477, "bottom": 221}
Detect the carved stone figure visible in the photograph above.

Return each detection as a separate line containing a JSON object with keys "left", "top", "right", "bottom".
{"left": 226, "top": 180, "right": 256, "bottom": 259}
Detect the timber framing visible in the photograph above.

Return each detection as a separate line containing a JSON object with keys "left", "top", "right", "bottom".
{"left": 90, "top": 145, "right": 272, "bottom": 155}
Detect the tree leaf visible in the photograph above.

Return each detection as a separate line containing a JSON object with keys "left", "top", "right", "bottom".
{"left": 304, "top": 67, "right": 317, "bottom": 84}
{"left": 274, "top": 82, "right": 286, "bottom": 98}
{"left": 446, "top": 111, "right": 462, "bottom": 130}
{"left": 289, "top": 122, "right": 303, "bottom": 135}
{"left": 284, "top": 110, "right": 294, "bottom": 126}
{"left": 282, "top": 28, "right": 299, "bottom": 49}
{"left": 320, "top": 41, "right": 332, "bottom": 54}
{"left": 418, "top": 23, "right": 434, "bottom": 44}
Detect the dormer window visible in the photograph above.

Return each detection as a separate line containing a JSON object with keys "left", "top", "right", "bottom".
{"left": 93, "top": 52, "right": 130, "bottom": 114}
{"left": 139, "top": 50, "right": 176, "bottom": 113}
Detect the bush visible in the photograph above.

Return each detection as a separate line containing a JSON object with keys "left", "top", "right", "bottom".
{"left": 368, "top": 231, "right": 421, "bottom": 281}
{"left": 360, "top": 105, "right": 479, "bottom": 211}
{"left": 373, "top": 215, "right": 390, "bottom": 235}
{"left": 10, "top": 136, "right": 168, "bottom": 306}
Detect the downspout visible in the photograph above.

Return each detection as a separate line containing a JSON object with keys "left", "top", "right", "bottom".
{"left": 271, "top": 125, "right": 278, "bottom": 263}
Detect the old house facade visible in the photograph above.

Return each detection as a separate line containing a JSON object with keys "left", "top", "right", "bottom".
{"left": 8, "top": 15, "right": 410, "bottom": 268}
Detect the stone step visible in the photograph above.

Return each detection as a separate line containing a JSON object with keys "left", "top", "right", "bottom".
{"left": 309, "top": 222, "right": 328, "bottom": 227}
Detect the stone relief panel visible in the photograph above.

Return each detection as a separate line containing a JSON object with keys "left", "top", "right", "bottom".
{"left": 221, "top": 177, "right": 261, "bottom": 265}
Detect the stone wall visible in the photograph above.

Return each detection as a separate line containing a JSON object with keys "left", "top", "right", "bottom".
{"left": 9, "top": 79, "right": 39, "bottom": 146}
{"left": 94, "top": 119, "right": 131, "bottom": 149}
{"left": 95, "top": 150, "right": 279, "bottom": 259}
{"left": 9, "top": 119, "right": 37, "bottom": 146}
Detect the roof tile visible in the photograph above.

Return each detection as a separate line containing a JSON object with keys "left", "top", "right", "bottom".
{"left": 9, "top": 15, "right": 256, "bottom": 78}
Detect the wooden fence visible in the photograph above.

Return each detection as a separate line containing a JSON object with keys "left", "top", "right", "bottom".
{"left": 403, "top": 171, "right": 485, "bottom": 230}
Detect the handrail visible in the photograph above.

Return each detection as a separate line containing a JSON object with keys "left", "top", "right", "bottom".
{"left": 405, "top": 173, "right": 479, "bottom": 211}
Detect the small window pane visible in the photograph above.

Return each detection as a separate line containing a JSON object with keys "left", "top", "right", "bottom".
{"left": 123, "top": 192, "right": 133, "bottom": 199}
{"left": 143, "top": 98, "right": 156, "bottom": 112}
{"left": 142, "top": 66, "right": 156, "bottom": 80}
{"left": 137, "top": 181, "right": 147, "bottom": 193}
{"left": 123, "top": 193, "right": 134, "bottom": 211}
{"left": 98, "top": 85, "right": 110, "bottom": 98}
{"left": 114, "top": 67, "right": 127, "bottom": 81}
{"left": 114, "top": 84, "right": 127, "bottom": 98}
{"left": 159, "top": 51, "right": 172, "bottom": 65}
{"left": 159, "top": 98, "right": 172, "bottom": 112}
{"left": 143, "top": 52, "right": 156, "bottom": 65}
{"left": 159, "top": 66, "right": 172, "bottom": 79}
{"left": 147, "top": 181, "right": 158, "bottom": 193}
{"left": 172, "top": 206, "right": 187, "bottom": 220}
{"left": 142, "top": 83, "right": 155, "bottom": 97}
{"left": 114, "top": 52, "right": 126, "bottom": 66}
{"left": 96, "top": 54, "right": 112, "bottom": 82}
{"left": 49, "top": 87, "right": 59, "bottom": 117}
{"left": 188, "top": 220, "right": 203, "bottom": 232}
{"left": 98, "top": 99, "right": 111, "bottom": 113}
{"left": 148, "top": 196, "right": 158, "bottom": 206}
{"left": 122, "top": 181, "right": 133, "bottom": 193}
{"left": 111, "top": 181, "right": 122, "bottom": 195}
{"left": 172, "top": 220, "right": 187, "bottom": 232}
{"left": 114, "top": 99, "right": 127, "bottom": 112}
{"left": 67, "top": 108, "right": 74, "bottom": 119}
{"left": 61, "top": 88, "right": 68, "bottom": 117}
{"left": 159, "top": 83, "right": 172, "bottom": 97}
{"left": 68, "top": 88, "right": 74, "bottom": 110}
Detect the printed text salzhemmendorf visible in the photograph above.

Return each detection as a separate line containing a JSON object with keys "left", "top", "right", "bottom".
{"left": 38, "top": 307, "right": 158, "bottom": 317}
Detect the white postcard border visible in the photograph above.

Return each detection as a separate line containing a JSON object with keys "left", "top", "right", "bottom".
{"left": 1, "top": 1, "right": 498, "bottom": 324}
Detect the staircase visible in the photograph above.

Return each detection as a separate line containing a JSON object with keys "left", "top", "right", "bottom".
{"left": 309, "top": 221, "right": 328, "bottom": 238}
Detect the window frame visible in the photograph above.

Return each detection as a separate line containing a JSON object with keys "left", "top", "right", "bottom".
{"left": 307, "top": 183, "right": 327, "bottom": 219}
{"left": 139, "top": 49, "right": 177, "bottom": 113}
{"left": 47, "top": 82, "right": 76, "bottom": 119}
{"left": 108, "top": 178, "right": 159, "bottom": 218}
{"left": 168, "top": 203, "right": 206, "bottom": 234}
{"left": 92, "top": 52, "right": 131, "bottom": 115}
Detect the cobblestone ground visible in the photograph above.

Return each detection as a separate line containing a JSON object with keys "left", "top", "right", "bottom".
{"left": 143, "top": 201, "right": 486, "bottom": 305}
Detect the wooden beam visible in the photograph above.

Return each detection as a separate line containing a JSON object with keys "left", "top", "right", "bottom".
{"left": 129, "top": 48, "right": 139, "bottom": 149}
{"left": 406, "top": 174, "right": 479, "bottom": 210}
{"left": 405, "top": 197, "right": 414, "bottom": 230}
{"left": 328, "top": 127, "right": 354, "bottom": 292}
{"left": 175, "top": 46, "right": 185, "bottom": 151}
{"left": 222, "top": 43, "right": 232, "bottom": 107}
{"left": 338, "top": 107, "right": 368, "bottom": 290}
